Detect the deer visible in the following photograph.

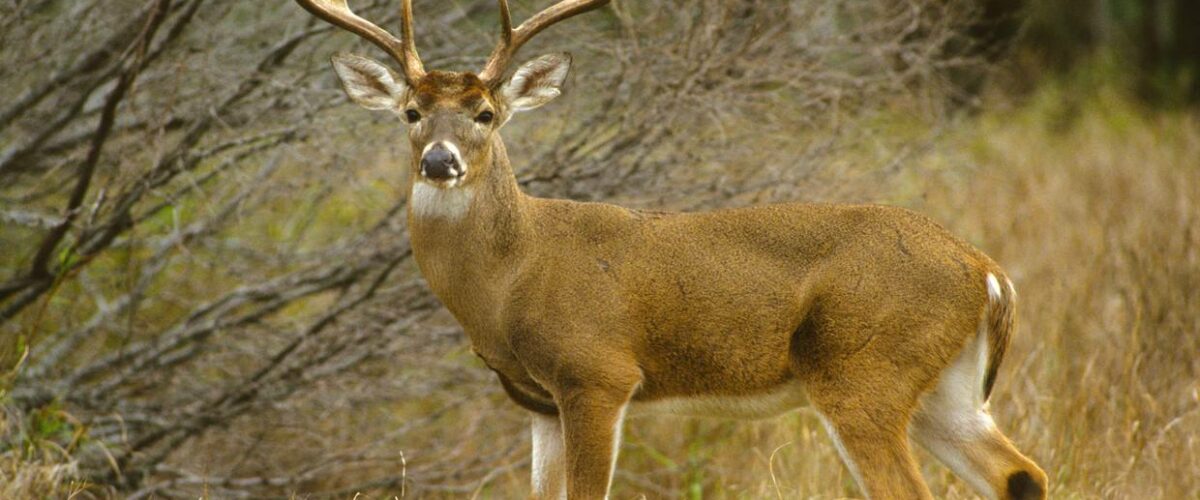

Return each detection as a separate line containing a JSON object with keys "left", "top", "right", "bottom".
{"left": 294, "top": 0, "right": 1048, "bottom": 498}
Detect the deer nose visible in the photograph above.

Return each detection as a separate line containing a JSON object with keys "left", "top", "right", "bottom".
{"left": 420, "top": 143, "right": 461, "bottom": 181}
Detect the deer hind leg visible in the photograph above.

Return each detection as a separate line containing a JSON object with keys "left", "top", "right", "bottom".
{"left": 813, "top": 401, "right": 934, "bottom": 500}
{"left": 800, "top": 350, "right": 934, "bottom": 499}
{"left": 531, "top": 413, "right": 568, "bottom": 499}
{"left": 795, "top": 319, "right": 937, "bottom": 498}
{"left": 910, "top": 326, "right": 1047, "bottom": 500}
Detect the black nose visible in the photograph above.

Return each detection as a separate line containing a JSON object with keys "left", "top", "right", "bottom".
{"left": 420, "top": 145, "right": 460, "bottom": 181}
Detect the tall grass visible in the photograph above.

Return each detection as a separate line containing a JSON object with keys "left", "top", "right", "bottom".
{"left": 915, "top": 89, "right": 1200, "bottom": 498}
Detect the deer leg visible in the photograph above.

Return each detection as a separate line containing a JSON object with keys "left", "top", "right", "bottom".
{"left": 797, "top": 334, "right": 936, "bottom": 500}
{"left": 815, "top": 403, "right": 934, "bottom": 500}
{"left": 910, "top": 331, "right": 1047, "bottom": 499}
{"left": 911, "top": 412, "right": 1047, "bottom": 500}
{"left": 556, "top": 389, "right": 630, "bottom": 499}
{"left": 531, "top": 413, "right": 568, "bottom": 500}
{"left": 796, "top": 321, "right": 945, "bottom": 496}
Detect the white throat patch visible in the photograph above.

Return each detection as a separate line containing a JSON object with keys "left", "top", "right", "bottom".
{"left": 410, "top": 182, "right": 474, "bottom": 220}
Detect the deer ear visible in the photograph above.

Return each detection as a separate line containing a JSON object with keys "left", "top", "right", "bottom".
{"left": 501, "top": 53, "right": 572, "bottom": 114}
{"left": 331, "top": 53, "right": 407, "bottom": 111}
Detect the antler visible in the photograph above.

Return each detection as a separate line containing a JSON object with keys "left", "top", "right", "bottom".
{"left": 477, "top": 0, "right": 611, "bottom": 85}
{"left": 296, "top": 0, "right": 425, "bottom": 81}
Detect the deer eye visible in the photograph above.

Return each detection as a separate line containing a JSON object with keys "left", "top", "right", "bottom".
{"left": 404, "top": 109, "right": 421, "bottom": 123}
{"left": 475, "top": 110, "right": 494, "bottom": 124}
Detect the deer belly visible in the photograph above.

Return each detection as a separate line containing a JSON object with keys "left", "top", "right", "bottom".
{"left": 629, "top": 382, "right": 809, "bottom": 420}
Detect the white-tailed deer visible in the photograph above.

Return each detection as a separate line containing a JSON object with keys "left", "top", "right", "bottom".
{"left": 296, "top": 1, "right": 1048, "bottom": 498}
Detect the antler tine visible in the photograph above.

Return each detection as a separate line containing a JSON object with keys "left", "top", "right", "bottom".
{"left": 295, "top": 0, "right": 425, "bottom": 81}
{"left": 497, "top": 0, "right": 514, "bottom": 43}
{"left": 398, "top": 0, "right": 425, "bottom": 78}
{"left": 478, "top": 0, "right": 611, "bottom": 85}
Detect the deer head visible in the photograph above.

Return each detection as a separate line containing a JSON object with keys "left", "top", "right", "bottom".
{"left": 298, "top": 0, "right": 607, "bottom": 190}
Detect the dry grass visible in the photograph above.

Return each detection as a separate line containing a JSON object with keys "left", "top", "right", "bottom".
{"left": 914, "top": 89, "right": 1200, "bottom": 498}
{"left": 0, "top": 421, "right": 88, "bottom": 499}
{"left": 0, "top": 457, "right": 86, "bottom": 499}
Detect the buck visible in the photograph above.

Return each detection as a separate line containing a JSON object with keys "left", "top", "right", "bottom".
{"left": 296, "top": 0, "right": 1048, "bottom": 498}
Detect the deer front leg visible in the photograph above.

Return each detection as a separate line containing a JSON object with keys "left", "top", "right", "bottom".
{"left": 557, "top": 388, "right": 631, "bottom": 499}
{"left": 531, "top": 413, "right": 567, "bottom": 499}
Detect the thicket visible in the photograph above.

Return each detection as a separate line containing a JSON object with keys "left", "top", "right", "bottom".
{"left": 998, "top": 0, "right": 1200, "bottom": 105}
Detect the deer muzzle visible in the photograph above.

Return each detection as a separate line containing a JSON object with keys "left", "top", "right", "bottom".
{"left": 420, "top": 142, "right": 464, "bottom": 182}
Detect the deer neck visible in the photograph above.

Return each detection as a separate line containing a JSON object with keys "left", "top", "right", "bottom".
{"left": 406, "top": 136, "right": 530, "bottom": 331}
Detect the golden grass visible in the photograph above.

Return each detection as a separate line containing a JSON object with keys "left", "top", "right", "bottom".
{"left": 0, "top": 440, "right": 88, "bottom": 499}
{"left": 0, "top": 459, "right": 86, "bottom": 499}
{"left": 913, "top": 91, "right": 1200, "bottom": 498}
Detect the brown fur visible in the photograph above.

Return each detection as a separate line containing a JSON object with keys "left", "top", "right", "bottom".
{"left": 412, "top": 71, "right": 490, "bottom": 108}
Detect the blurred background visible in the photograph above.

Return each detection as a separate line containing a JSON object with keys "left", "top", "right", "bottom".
{"left": 1, "top": 0, "right": 1196, "bottom": 497}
